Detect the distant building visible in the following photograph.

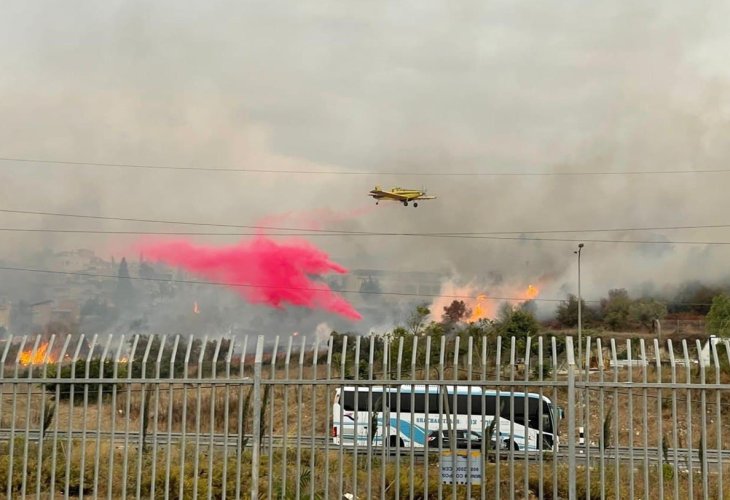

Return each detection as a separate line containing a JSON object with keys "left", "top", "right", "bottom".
{"left": 30, "top": 300, "right": 54, "bottom": 327}
{"left": 30, "top": 299, "right": 80, "bottom": 328}
{"left": 0, "top": 302, "right": 10, "bottom": 334}
{"left": 50, "top": 249, "right": 110, "bottom": 274}
{"left": 53, "top": 298, "right": 80, "bottom": 321}
{"left": 347, "top": 269, "right": 444, "bottom": 297}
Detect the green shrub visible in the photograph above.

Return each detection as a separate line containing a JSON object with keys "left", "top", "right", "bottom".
{"left": 44, "top": 359, "right": 127, "bottom": 402}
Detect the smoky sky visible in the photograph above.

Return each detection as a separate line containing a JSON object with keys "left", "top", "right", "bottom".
{"left": 2, "top": 0, "right": 730, "bottom": 322}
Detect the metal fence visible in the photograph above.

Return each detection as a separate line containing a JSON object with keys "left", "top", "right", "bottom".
{"left": 0, "top": 332, "right": 728, "bottom": 499}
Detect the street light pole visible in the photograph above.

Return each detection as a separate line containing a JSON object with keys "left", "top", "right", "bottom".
{"left": 574, "top": 243, "right": 584, "bottom": 447}
{"left": 575, "top": 243, "right": 584, "bottom": 369}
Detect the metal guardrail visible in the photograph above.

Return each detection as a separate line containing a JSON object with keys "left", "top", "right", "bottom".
{"left": 0, "top": 332, "right": 728, "bottom": 499}
{"left": 2, "top": 428, "right": 727, "bottom": 466}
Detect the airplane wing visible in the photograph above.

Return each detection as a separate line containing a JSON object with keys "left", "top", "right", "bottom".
{"left": 415, "top": 195, "right": 437, "bottom": 200}
{"left": 386, "top": 192, "right": 411, "bottom": 201}
{"left": 369, "top": 189, "right": 410, "bottom": 201}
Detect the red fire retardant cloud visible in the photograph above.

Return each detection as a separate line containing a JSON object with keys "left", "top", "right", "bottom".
{"left": 139, "top": 237, "right": 362, "bottom": 320}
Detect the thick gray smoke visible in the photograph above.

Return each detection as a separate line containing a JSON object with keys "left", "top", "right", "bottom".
{"left": 2, "top": 2, "right": 730, "bottom": 335}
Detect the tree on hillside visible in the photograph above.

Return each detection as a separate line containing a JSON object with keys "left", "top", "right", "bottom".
{"left": 114, "top": 257, "right": 136, "bottom": 309}
{"left": 628, "top": 298, "right": 668, "bottom": 331}
{"left": 601, "top": 289, "right": 631, "bottom": 331}
{"left": 706, "top": 293, "right": 730, "bottom": 337}
{"left": 422, "top": 321, "right": 446, "bottom": 339}
{"left": 496, "top": 305, "right": 539, "bottom": 349}
{"left": 442, "top": 300, "right": 471, "bottom": 324}
{"left": 407, "top": 304, "right": 431, "bottom": 336}
{"left": 555, "top": 294, "right": 596, "bottom": 328}
{"left": 671, "top": 282, "right": 723, "bottom": 315}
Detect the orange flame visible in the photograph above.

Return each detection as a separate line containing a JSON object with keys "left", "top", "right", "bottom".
{"left": 193, "top": 302, "right": 200, "bottom": 314}
{"left": 522, "top": 284, "right": 539, "bottom": 301}
{"left": 432, "top": 282, "right": 542, "bottom": 323}
{"left": 469, "top": 294, "right": 491, "bottom": 322}
{"left": 19, "top": 342, "right": 51, "bottom": 366}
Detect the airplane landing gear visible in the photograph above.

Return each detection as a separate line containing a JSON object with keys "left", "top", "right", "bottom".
{"left": 413, "top": 202, "right": 418, "bottom": 208}
{"left": 403, "top": 201, "right": 409, "bottom": 207}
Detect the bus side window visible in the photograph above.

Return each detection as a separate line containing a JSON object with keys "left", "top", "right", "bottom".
{"left": 412, "top": 393, "right": 426, "bottom": 413}
{"left": 542, "top": 414, "right": 551, "bottom": 431}
{"left": 342, "top": 391, "right": 351, "bottom": 411}
{"left": 397, "top": 392, "right": 412, "bottom": 413}
{"left": 428, "top": 393, "right": 441, "bottom": 413}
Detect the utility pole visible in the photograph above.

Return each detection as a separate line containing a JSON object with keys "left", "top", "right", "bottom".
{"left": 574, "top": 243, "right": 585, "bottom": 447}
{"left": 574, "top": 243, "right": 584, "bottom": 370}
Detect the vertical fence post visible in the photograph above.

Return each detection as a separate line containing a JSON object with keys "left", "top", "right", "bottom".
{"left": 164, "top": 335, "right": 180, "bottom": 500}
{"left": 596, "top": 338, "right": 605, "bottom": 500}
{"left": 235, "top": 336, "right": 249, "bottom": 500}
{"left": 222, "top": 336, "right": 236, "bottom": 499}
{"left": 696, "top": 338, "right": 709, "bottom": 499}
{"left": 566, "top": 336, "right": 576, "bottom": 500}
{"left": 267, "top": 336, "right": 278, "bottom": 499}
{"left": 20, "top": 335, "right": 41, "bottom": 499}
{"left": 207, "top": 338, "right": 223, "bottom": 498}
{"left": 36, "top": 334, "right": 57, "bottom": 498}
{"left": 251, "top": 335, "right": 264, "bottom": 500}
{"left": 654, "top": 338, "right": 664, "bottom": 500}
{"left": 715, "top": 340, "right": 725, "bottom": 497}
{"left": 7, "top": 335, "right": 28, "bottom": 499}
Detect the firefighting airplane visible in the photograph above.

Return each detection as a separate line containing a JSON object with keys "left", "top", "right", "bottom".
{"left": 368, "top": 186, "right": 437, "bottom": 207}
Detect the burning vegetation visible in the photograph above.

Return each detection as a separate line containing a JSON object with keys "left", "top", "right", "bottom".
{"left": 434, "top": 282, "right": 541, "bottom": 323}
{"left": 18, "top": 341, "right": 52, "bottom": 366}
{"left": 12, "top": 334, "right": 90, "bottom": 367}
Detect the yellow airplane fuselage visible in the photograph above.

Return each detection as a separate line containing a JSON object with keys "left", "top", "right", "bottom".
{"left": 368, "top": 186, "right": 436, "bottom": 206}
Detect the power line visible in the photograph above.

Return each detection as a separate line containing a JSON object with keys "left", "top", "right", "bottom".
{"left": 2, "top": 226, "right": 730, "bottom": 246}
{"left": 0, "top": 264, "right": 577, "bottom": 303}
{"left": 0, "top": 265, "right": 718, "bottom": 307}
{"left": 2, "top": 207, "right": 730, "bottom": 239}
{"left": 0, "top": 228, "right": 249, "bottom": 235}
{"left": 2, "top": 156, "right": 730, "bottom": 177}
{"left": 0, "top": 208, "right": 347, "bottom": 233}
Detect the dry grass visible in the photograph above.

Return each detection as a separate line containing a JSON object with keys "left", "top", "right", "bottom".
{"left": 0, "top": 438, "right": 729, "bottom": 498}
